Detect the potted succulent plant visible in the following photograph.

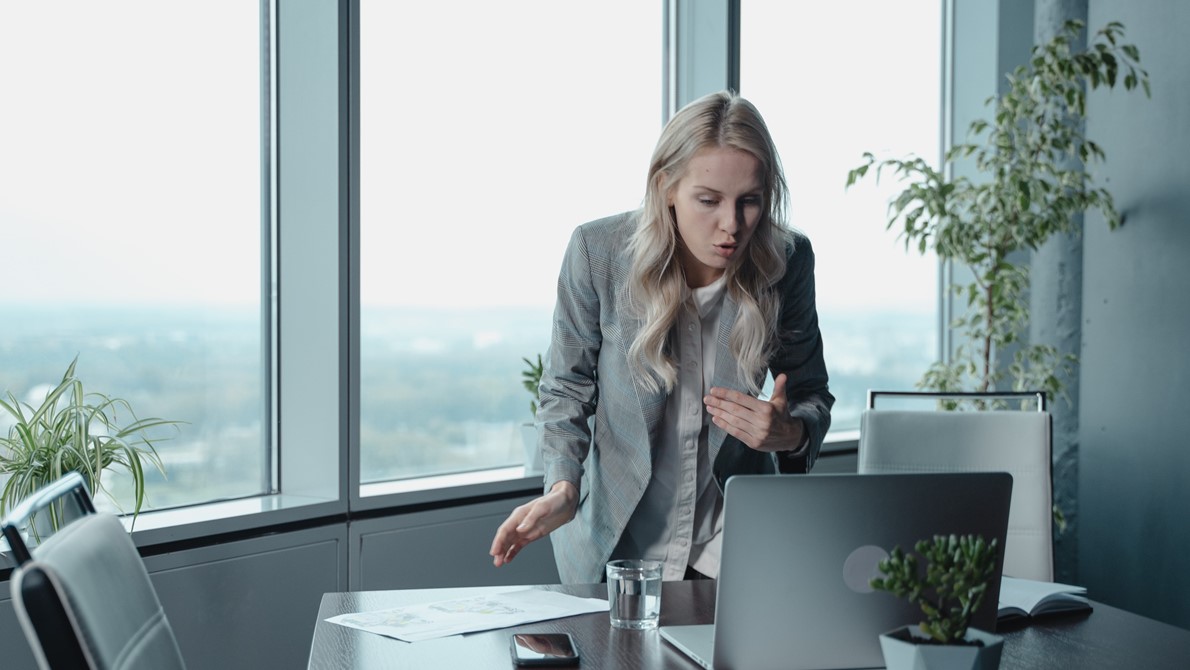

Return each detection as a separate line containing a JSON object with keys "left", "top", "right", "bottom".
{"left": 871, "top": 534, "right": 1002, "bottom": 670}
{"left": 0, "top": 357, "right": 179, "bottom": 532}
{"left": 519, "top": 354, "right": 544, "bottom": 474}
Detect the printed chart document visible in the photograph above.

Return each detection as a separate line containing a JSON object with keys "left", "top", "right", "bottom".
{"left": 327, "top": 588, "right": 609, "bottom": 642}
{"left": 998, "top": 576, "right": 1091, "bottom": 622}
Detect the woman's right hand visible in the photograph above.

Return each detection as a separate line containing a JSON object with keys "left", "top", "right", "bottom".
{"left": 489, "top": 480, "right": 579, "bottom": 567}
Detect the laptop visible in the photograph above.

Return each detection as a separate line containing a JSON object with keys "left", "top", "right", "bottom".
{"left": 660, "top": 472, "right": 1012, "bottom": 670}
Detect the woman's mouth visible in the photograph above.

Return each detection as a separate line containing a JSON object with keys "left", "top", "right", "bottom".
{"left": 714, "top": 244, "right": 737, "bottom": 258}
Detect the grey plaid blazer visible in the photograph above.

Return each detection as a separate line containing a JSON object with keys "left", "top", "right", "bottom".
{"left": 539, "top": 211, "right": 834, "bottom": 584}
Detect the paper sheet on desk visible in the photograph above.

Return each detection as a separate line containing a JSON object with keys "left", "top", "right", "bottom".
{"left": 326, "top": 588, "right": 609, "bottom": 642}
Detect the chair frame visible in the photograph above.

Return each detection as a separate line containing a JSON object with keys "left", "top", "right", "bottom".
{"left": 2, "top": 471, "right": 96, "bottom": 565}
{"left": 3, "top": 472, "right": 100, "bottom": 668}
{"left": 4, "top": 472, "right": 187, "bottom": 669}
{"left": 867, "top": 390, "right": 1047, "bottom": 412}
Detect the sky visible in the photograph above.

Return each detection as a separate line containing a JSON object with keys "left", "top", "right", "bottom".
{"left": 2, "top": 1, "right": 939, "bottom": 315}
{"left": 741, "top": 1, "right": 942, "bottom": 315}
{"left": 0, "top": 1, "right": 260, "bottom": 306}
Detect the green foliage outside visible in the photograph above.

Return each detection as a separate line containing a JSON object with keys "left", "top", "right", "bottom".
{"left": 871, "top": 534, "right": 999, "bottom": 644}
{"left": 846, "top": 20, "right": 1150, "bottom": 399}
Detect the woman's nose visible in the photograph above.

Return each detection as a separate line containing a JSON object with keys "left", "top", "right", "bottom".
{"left": 721, "top": 203, "right": 743, "bottom": 233}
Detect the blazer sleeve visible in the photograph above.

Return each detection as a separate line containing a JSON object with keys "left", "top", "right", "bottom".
{"left": 538, "top": 225, "right": 602, "bottom": 494}
{"left": 771, "top": 233, "right": 834, "bottom": 473}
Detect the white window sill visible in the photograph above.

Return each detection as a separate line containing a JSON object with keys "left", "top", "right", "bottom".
{"left": 5, "top": 436, "right": 857, "bottom": 566}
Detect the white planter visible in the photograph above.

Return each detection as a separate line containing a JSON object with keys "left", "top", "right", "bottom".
{"left": 520, "top": 423, "right": 543, "bottom": 474}
{"left": 879, "top": 625, "right": 1003, "bottom": 670}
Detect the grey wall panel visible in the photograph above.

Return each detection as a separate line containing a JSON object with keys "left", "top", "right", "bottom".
{"left": 353, "top": 496, "right": 561, "bottom": 591}
{"left": 0, "top": 593, "right": 38, "bottom": 669}
{"left": 1079, "top": 0, "right": 1190, "bottom": 629}
{"left": 144, "top": 524, "right": 347, "bottom": 670}
{"left": 1, "top": 496, "right": 553, "bottom": 670}
{"left": 0, "top": 523, "right": 348, "bottom": 670}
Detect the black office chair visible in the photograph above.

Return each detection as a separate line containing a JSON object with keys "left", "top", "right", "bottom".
{"left": 1, "top": 472, "right": 186, "bottom": 669}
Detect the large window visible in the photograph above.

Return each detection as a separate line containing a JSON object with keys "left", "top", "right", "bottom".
{"left": 359, "top": 1, "right": 662, "bottom": 483}
{"left": 0, "top": 1, "right": 266, "bottom": 510}
{"left": 741, "top": 1, "right": 942, "bottom": 432}
{"left": 1, "top": 1, "right": 946, "bottom": 523}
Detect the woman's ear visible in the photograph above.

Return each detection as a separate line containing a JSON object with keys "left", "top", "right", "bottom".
{"left": 657, "top": 171, "right": 672, "bottom": 206}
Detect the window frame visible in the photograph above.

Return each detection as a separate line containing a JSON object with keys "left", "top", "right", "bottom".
{"left": 68, "top": 0, "right": 916, "bottom": 551}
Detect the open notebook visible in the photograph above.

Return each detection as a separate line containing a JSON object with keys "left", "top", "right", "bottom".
{"left": 998, "top": 576, "right": 1091, "bottom": 622}
{"left": 660, "top": 472, "right": 1013, "bottom": 670}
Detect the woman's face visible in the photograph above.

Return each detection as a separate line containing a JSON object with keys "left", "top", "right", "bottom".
{"left": 667, "top": 145, "right": 764, "bottom": 288}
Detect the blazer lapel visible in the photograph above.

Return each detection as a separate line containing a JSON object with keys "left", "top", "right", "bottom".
{"left": 613, "top": 284, "right": 667, "bottom": 448}
{"left": 708, "top": 292, "right": 778, "bottom": 488}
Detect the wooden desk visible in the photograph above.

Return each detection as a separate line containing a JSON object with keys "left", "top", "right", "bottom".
{"left": 308, "top": 581, "right": 1190, "bottom": 669}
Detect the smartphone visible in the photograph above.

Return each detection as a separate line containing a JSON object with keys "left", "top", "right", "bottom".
{"left": 509, "top": 632, "right": 580, "bottom": 666}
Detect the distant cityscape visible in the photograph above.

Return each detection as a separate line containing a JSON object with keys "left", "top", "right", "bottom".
{"left": 0, "top": 304, "right": 934, "bottom": 512}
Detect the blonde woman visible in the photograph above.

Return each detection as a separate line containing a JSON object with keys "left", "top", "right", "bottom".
{"left": 490, "top": 91, "right": 833, "bottom": 584}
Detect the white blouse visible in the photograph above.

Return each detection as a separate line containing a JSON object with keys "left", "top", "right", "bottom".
{"left": 616, "top": 275, "right": 727, "bottom": 580}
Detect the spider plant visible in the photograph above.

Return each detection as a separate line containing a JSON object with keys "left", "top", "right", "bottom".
{"left": 0, "top": 357, "right": 178, "bottom": 530}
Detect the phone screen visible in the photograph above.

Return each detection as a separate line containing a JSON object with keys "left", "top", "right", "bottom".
{"left": 510, "top": 633, "right": 579, "bottom": 666}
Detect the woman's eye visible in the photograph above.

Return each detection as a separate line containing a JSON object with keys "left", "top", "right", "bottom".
{"left": 698, "top": 198, "right": 718, "bottom": 207}
{"left": 741, "top": 196, "right": 761, "bottom": 207}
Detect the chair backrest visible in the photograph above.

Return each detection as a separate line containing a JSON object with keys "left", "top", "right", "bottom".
{"left": 2, "top": 472, "right": 186, "bottom": 670}
{"left": 858, "top": 391, "right": 1054, "bottom": 582}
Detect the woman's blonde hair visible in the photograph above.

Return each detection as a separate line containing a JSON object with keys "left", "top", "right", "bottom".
{"left": 627, "top": 90, "right": 790, "bottom": 394}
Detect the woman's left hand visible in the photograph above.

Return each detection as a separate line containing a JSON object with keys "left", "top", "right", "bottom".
{"left": 704, "top": 373, "right": 806, "bottom": 453}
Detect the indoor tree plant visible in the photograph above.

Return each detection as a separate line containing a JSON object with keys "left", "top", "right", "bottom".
{"left": 846, "top": 19, "right": 1149, "bottom": 399}
{"left": 872, "top": 534, "right": 1002, "bottom": 669}
{"left": 0, "top": 357, "right": 178, "bottom": 531}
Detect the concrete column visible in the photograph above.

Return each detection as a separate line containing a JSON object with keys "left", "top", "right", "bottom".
{"left": 1029, "top": 0, "right": 1087, "bottom": 584}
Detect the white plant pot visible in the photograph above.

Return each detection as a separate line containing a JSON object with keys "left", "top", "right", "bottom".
{"left": 520, "top": 423, "right": 543, "bottom": 474}
{"left": 879, "top": 625, "right": 1003, "bottom": 670}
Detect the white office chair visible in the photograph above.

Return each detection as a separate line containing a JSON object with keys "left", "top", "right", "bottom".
{"left": 1, "top": 472, "right": 187, "bottom": 670}
{"left": 858, "top": 391, "right": 1054, "bottom": 582}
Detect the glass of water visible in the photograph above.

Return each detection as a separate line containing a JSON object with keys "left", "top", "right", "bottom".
{"left": 606, "top": 559, "right": 663, "bottom": 629}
